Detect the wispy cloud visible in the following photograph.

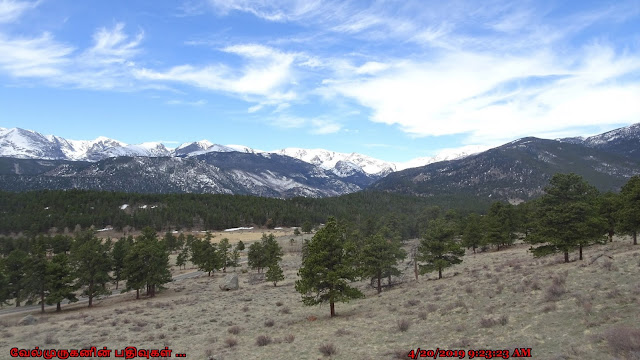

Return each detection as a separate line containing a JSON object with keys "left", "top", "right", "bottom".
{"left": 0, "top": 0, "right": 38, "bottom": 23}
{"left": 167, "top": 99, "right": 207, "bottom": 106}
{"left": 135, "top": 43, "right": 299, "bottom": 105}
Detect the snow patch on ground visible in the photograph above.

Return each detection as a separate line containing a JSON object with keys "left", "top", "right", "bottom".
{"left": 120, "top": 204, "right": 129, "bottom": 210}
{"left": 224, "top": 227, "right": 254, "bottom": 232}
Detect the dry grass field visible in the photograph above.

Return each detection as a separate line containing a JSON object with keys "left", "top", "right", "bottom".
{"left": 1, "top": 234, "right": 639, "bottom": 360}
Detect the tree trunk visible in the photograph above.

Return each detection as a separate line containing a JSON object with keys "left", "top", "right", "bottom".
{"left": 40, "top": 289, "right": 45, "bottom": 314}
{"left": 56, "top": 302, "right": 61, "bottom": 312}
{"left": 388, "top": 273, "right": 391, "bottom": 287}
{"left": 88, "top": 281, "right": 94, "bottom": 307}
{"left": 564, "top": 251, "right": 569, "bottom": 263}
{"left": 579, "top": 244, "right": 583, "bottom": 260}
{"left": 634, "top": 231, "right": 638, "bottom": 245}
{"left": 330, "top": 301, "right": 335, "bottom": 317}
{"left": 608, "top": 230, "right": 614, "bottom": 242}
{"left": 473, "top": 245, "right": 476, "bottom": 254}
{"left": 115, "top": 280, "right": 119, "bottom": 290}
{"left": 136, "top": 289, "right": 140, "bottom": 299}
{"left": 377, "top": 270, "right": 381, "bottom": 294}
{"left": 438, "top": 267, "right": 442, "bottom": 279}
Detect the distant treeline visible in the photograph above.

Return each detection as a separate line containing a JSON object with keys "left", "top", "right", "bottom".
{"left": 0, "top": 189, "right": 491, "bottom": 237}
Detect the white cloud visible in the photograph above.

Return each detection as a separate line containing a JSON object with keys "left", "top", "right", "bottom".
{"left": 322, "top": 34, "right": 640, "bottom": 146}
{"left": 0, "top": 32, "right": 73, "bottom": 76}
{"left": 310, "top": 118, "right": 341, "bottom": 134}
{"left": 167, "top": 99, "right": 207, "bottom": 106}
{"left": 0, "top": 0, "right": 38, "bottom": 23}
{"left": 135, "top": 43, "right": 298, "bottom": 104}
{"left": 82, "top": 23, "right": 143, "bottom": 65}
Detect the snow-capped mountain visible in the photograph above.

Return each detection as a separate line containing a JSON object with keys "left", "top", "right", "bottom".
{"left": 0, "top": 127, "right": 170, "bottom": 161}
{"left": 558, "top": 123, "right": 640, "bottom": 161}
{"left": 269, "top": 148, "right": 396, "bottom": 176}
{"left": 395, "top": 145, "right": 490, "bottom": 170}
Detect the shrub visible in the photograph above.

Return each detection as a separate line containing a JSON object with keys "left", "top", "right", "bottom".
{"left": 479, "top": 317, "right": 498, "bottom": 328}
{"left": 44, "top": 333, "right": 59, "bottom": 345}
{"left": 542, "top": 303, "right": 557, "bottom": 313}
{"left": 397, "top": 319, "right": 410, "bottom": 332}
{"left": 545, "top": 283, "right": 566, "bottom": 302}
{"left": 319, "top": 343, "right": 337, "bottom": 357}
{"left": 418, "top": 311, "right": 427, "bottom": 320}
{"left": 280, "top": 307, "right": 291, "bottom": 314}
{"left": 256, "top": 335, "right": 272, "bottom": 346}
{"left": 498, "top": 315, "right": 509, "bottom": 326}
{"left": 264, "top": 319, "right": 275, "bottom": 327}
{"left": 406, "top": 299, "right": 421, "bottom": 307}
{"left": 225, "top": 337, "right": 238, "bottom": 348}
{"left": 603, "top": 327, "right": 640, "bottom": 354}
{"left": 228, "top": 326, "right": 241, "bottom": 335}
{"left": 276, "top": 301, "right": 283, "bottom": 307}
{"left": 284, "top": 334, "right": 295, "bottom": 343}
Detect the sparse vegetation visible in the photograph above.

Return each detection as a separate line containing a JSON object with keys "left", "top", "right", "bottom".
{"left": 319, "top": 343, "right": 337, "bottom": 357}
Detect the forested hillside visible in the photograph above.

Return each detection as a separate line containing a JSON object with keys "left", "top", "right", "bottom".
{"left": 0, "top": 190, "right": 491, "bottom": 236}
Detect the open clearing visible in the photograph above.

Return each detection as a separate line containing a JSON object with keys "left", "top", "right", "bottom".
{"left": 1, "top": 235, "right": 639, "bottom": 360}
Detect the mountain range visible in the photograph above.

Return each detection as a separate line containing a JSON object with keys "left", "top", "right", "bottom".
{"left": 1, "top": 124, "right": 639, "bottom": 200}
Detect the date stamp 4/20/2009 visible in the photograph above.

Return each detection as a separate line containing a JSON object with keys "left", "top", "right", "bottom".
{"left": 407, "top": 347, "right": 533, "bottom": 359}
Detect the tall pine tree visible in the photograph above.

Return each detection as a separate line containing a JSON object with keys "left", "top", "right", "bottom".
{"left": 71, "top": 231, "right": 112, "bottom": 307}
{"left": 417, "top": 218, "right": 464, "bottom": 279}
{"left": 295, "top": 217, "right": 363, "bottom": 317}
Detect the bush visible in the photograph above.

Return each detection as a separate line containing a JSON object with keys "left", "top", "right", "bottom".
{"left": 264, "top": 319, "right": 275, "bottom": 327}
{"left": 319, "top": 343, "right": 337, "bottom": 357}
{"left": 545, "top": 283, "right": 566, "bottom": 302}
{"left": 225, "top": 337, "right": 238, "bottom": 348}
{"left": 228, "top": 326, "right": 241, "bottom": 335}
{"left": 284, "top": 334, "right": 295, "bottom": 343}
{"left": 603, "top": 327, "right": 640, "bottom": 354}
{"left": 479, "top": 317, "right": 498, "bottom": 328}
{"left": 397, "top": 319, "right": 410, "bottom": 332}
{"left": 256, "top": 335, "right": 272, "bottom": 346}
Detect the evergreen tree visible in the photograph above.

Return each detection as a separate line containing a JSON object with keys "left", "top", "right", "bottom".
{"left": 123, "top": 228, "right": 172, "bottom": 298}
{"left": 163, "top": 232, "right": 179, "bottom": 252}
{"left": 23, "top": 243, "right": 49, "bottom": 313}
{"left": 46, "top": 253, "right": 78, "bottom": 312}
{"left": 0, "top": 258, "right": 9, "bottom": 307}
{"left": 236, "top": 240, "right": 245, "bottom": 251}
{"left": 5, "top": 249, "right": 27, "bottom": 307}
{"left": 218, "top": 238, "right": 232, "bottom": 273}
{"left": 417, "top": 218, "right": 464, "bottom": 279}
{"left": 598, "top": 192, "right": 620, "bottom": 242}
{"left": 295, "top": 217, "right": 363, "bottom": 317}
{"left": 360, "top": 233, "right": 406, "bottom": 294}
{"left": 190, "top": 238, "right": 221, "bottom": 276}
{"left": 301, "top": 220, "right": 313, "bottom": 234}
{"left": 619, "top": 176, "right": 640, "bottom": 245}
{"left": 176, "top": 246, "right": 188, "bottom": 269}
{"left": 528, "top": 173, "right": 606, "bottom": 262}
{"left": 462, "top": 213, "right": 484, "bottom": 253}
{"left": 266, "top": 262, "right": 284, "bottom": 286}
{"left": 293, "top": 228, "right": 301, "bottom": 236}
{"left": 248, "top": 241, "right": 266, "bottom": 273}
{"left": 484, "top": 202, "right": 516, "bottom": 250}
{"left": 71, "top": 231, "right": 112, "bottom": 307}
{"left": 111, "top": 237, "right": 128, "bottom": 290}
{"left": 262, "top": 233, "right": 283, "bottom": 267}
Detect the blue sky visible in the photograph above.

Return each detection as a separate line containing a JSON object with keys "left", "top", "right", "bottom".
{"left": 1, "top": 0, "right": 639, "bottom": 162}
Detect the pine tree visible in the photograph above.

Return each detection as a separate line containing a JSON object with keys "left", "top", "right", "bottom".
{"left": 301, "top": 221, "right": 313, "bottom": 234}
{"left": 266, "top": 263, "right": 284, "bottom": 286}
{"left": 619, "top": 176, "right": 640, "bottom": 245}
{"left": 462, "top": 213, "right": 484, "bottom": 253}
{"left": 262, "top": 233, "right": 283, "bottom": 267}
{"left": 248, "top": 241, "right": 265, "bottom": 273}
{"left": 484, "top": 202, "right": 516, "bottom": 250}
{"left": 598, "top": 192, "right": 620, "bottom": 242}
{"left": 295, "top": 217, "right": 363, "bottom": 317}
{"left": 176, "top": 247, "right": 188, "bottom": 269}
{"left": 218, "top": 238, "right": 232, "bottom": 273}
{"left": 417, "top": 218, "right": 464, "bottom": 279}
{"left": 5, "top": 249, "right": 27, "bottom": 307}
{"left": 123, "top": 228, "right": 172, "bottom": 298}
{"left": 23, "top": 243, "right": 49, "bottom": 313}
{"left": 71, "top": 231, "right": 112, "bottom": 307}
{"left": 528, "top": 173, "right": 606, "bottom": 262}
{"left": 111, "top": 237, "right": 128, "bottom": 290}
{"left": 0, "top": 258, "right": 9, "bottom": 307}
{"left": 360, "top": 233, "right": 406, "bottom": 294}
{"left": 46, "top": 253, "right": 78, "bottom": 312}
